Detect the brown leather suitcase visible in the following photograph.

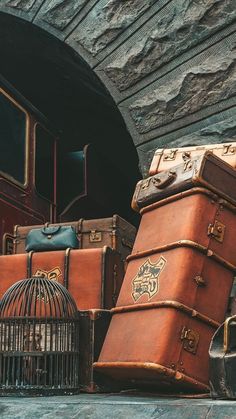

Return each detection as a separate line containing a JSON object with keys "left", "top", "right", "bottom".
{"left": 132, "top": 151, "right": 236, "bottom": 212}
{"left": 94, "top": 187, "right": 236, "bottom": 392}
{"left": 149, "top": 143, "right": 236, "bottom": 175}
{"left": 0, "top": 247, "right": 124, "bottom": 310}
{"left": 79, "top": 309, "right": 125, "bottom": 393}
{"left": 12, "top": 215, "right": 136, "bottom": 260}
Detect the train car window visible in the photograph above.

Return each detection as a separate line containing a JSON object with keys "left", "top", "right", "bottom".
{"left": 35, "top": 125, "right": 55, "bottom": 202}
{"left": 0, "top": 90, "right": 27, "bottom": 184}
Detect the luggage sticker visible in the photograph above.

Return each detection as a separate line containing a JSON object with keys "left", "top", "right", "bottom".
{"left": 32, "top": 268, "right": 62, "bottom": 303}
{"left": 132, "top": 256, "right": 166, "bottom": 302}
{"left": 34, "top": 267, "right": 62, "bottom": 282}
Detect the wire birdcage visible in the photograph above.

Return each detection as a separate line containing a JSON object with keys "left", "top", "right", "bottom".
{"left": 0, "top": 277, "right": 79, "bottom": 395}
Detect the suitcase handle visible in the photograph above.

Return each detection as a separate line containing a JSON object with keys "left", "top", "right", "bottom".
{"left": 152, "top": 170, "right": 176, "bottom": 189}
{"left": 223, "top": 314, "right": 236, "bottom": 353}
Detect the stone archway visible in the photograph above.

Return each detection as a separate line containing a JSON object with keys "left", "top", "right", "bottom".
{"left": 0, "top": 0, "right": 236, "bottom": 178}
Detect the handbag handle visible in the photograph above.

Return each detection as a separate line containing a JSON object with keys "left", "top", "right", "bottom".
{"left": 41, "top": 226, "right": 61, "bottom": 235}
{"left": 152, "top": 170, "right": 176, "bottom": 189}
{"left": 223, "top": 314, "right": 236, "bottom": 353}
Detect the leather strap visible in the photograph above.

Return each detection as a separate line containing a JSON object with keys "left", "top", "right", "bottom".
{"left": 64, "top": 248, "right": 71, "bottom": 288}
{"left": 27, "top": 251, "right": 34, "bottom": 277}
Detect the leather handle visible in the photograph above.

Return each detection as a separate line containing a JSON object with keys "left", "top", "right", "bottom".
{"left": 152, "top": 170, "right": 176, "bottom": 189}
{"left": 41, "top": 226, "right": 61, "bottom": 235}
{"left": 223, "top": 314, "right": 236, "bottom": 353}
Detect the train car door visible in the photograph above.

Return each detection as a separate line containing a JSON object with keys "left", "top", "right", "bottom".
{"left": 0, "top": 84, "right": 57, "bottom": 254}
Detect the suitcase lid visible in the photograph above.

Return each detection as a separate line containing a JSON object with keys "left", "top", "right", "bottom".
{"left": 149, "top": 142, "right": 236, "bottom": 175}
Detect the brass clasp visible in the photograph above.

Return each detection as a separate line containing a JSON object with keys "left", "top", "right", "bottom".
{"left": 180, "top": 326, "right": 199, "bottom": 354}
{"left": 207, "top": 220, "right": 225, "bottom": 243}
{"left": 89, "top": 230, "right": 102, "bottom": 243}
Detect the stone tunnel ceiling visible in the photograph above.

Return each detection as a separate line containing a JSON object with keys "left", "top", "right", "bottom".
{"left": 0, "top": 0, "right": 236, "bottom": 176}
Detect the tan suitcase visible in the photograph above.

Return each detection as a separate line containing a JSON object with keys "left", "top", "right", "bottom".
{"left": 149, "top": 142, "right": 236, "bottom": 175}
{"left": 12, "top": 215, "right": 136, "bottom": 261}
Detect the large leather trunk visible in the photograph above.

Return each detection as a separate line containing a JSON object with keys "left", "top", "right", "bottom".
{"left": 0, "top": 247, "right": 124, "bottom": 310}
{"left": 12, "top": 215, "right": 136, "bottom": 260}
{"left": 79, "top": 309, "right": 125, "bottom": 393}
{"left": 149, "top": 142, "right": 236, "bottom": 175}
{"left": 94, "top": 188, "right": 236, "bottom": 392}
{"left": 209, "top": 316, "right": 236, "bottom": 399}
{"left": 132, "top": 152, "right": 236, "bottom": 211}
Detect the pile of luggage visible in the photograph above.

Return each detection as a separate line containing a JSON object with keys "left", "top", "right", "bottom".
{"left": 93, "top": 143, "right": 236, "bottom": 398}
{"left": 1, "top": 142, "right": 236, "bottom": 398}
{"left": 0, "top": 216, "right": 136, "bottom": 393}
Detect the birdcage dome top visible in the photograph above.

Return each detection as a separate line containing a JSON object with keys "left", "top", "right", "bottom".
{"left": 0, "top": 277, "right": 78, "bottom": 319}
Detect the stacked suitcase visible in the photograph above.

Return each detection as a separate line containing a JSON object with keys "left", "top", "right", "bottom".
{"left": 0, "top": 215, "right": 136, "bottom": 392}
{"left": 94, "top": 143, "right": 236, "bottom": 393}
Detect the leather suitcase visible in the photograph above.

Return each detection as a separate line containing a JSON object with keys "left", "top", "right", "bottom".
{"left": 149, "top": 142, "right": 236, "bottom": 175}
{"left": 79, "top": 309, "right": 125, "bottom": 393}
{"left": 209, "top": 315, "right": 236, "bottom": 399}
{"left": 0, "top": 247, "right": 124, "bottom": 310}
{"left": 94, "top": 187, "right": 236, "bottom": 392}
{"left": 132, "top": 151, "right": 236, "bottom": 212}
{"left": 12, "top": 215, "right": 136, "bottom": 260}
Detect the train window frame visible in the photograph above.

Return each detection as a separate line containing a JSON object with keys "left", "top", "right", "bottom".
{"left": 0, "top": 88, "right": 29, "bottom": 188}
{"left": 33, "top": 122, "right": 56, "bottom": 204}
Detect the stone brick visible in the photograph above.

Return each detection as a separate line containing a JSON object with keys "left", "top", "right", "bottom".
{"left": 105, "top": 0, "right": 236, "bottom": 91}
{"left": 70, "top": 0, "right": 155, "bottom": 56}
{"left": 39, "top": 0, "right": 87, "bottom": 30}
{"left": 129, "top": 48, "right": 236, "bottom": 134}
{"left": 4, "top": 0, "right": 37, "bottom": 10}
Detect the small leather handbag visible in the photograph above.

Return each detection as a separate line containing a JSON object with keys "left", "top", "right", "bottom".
{"left": 25, "top": 226, "right": 79, "bottom": 252}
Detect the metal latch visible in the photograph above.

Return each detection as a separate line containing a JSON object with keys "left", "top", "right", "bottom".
{"left": 207, "top": 220, "right": 225, "bottom": 243}
{"left": 180, "top": 326, "right": 199, "bottom": 354}
{"left": 89, "top": 230, "right": 102, "bottom": 242}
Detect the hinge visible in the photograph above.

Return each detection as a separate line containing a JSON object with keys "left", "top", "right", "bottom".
{"left": 207, "top": 220, "right": 225, "bottom": 243}
{"left": 89, "top": 230, "right": 102, "bottom": 243}
{"left": 180, "top": 326, "right": 199, "bottom": 354}
{"left": 222, "top": 144, "right": 236, "bottom": 156}
{"left": 141, "top": 178, "right": 151, "bottom": 190}
{"left": 163, "top": 149, "right": 177, "bottom": 161}
{"left": 182, "top": 151, "right": 191, "bottom": 161}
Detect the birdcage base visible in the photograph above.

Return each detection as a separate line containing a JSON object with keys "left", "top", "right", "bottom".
{"left": 0, "top": 386, "right": 80, "bottom": 397}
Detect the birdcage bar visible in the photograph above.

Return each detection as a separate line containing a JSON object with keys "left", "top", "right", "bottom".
{"left": 0, "top": 277, "right": 79, "bottom": 395}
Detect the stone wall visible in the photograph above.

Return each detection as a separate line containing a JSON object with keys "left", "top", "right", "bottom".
{"left": 1, "top": 0, "right": 236, "bottom": 175}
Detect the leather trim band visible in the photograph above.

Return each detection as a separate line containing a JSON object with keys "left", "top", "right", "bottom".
{"left": 127, "top": 240, "right": 236, "bottom": 272}
{"left": 93, "top": 361, "right": 210, "bottom": 392}
{"left": 27, "top": 250, "right": 34, "bottom": 277}
{"left": 112, "top": 300, "right": 220, "bottom": 328}
{"left": 140, "top": 187, "right": 236, "bottom": 216}
{"left": 64, "top": 248, "right": 71, "bottom": 289}
{"left": 140, "top": 187, "right": 218, "bottom": 215}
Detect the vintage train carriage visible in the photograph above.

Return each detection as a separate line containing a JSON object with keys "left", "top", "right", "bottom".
{"left": 0, "top": 75, "right": 57, "bottom": 254}
{"left": 0, "top": 74, "right": 137, "bottom": 255}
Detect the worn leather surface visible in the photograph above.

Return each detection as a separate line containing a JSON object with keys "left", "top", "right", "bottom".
{"left": 0, "top": 248, "right": 124, "bottom": 310}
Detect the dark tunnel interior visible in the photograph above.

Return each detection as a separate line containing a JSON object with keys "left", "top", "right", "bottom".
{"left": 0, "top": 12, "right": 141, "bottom": 225}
